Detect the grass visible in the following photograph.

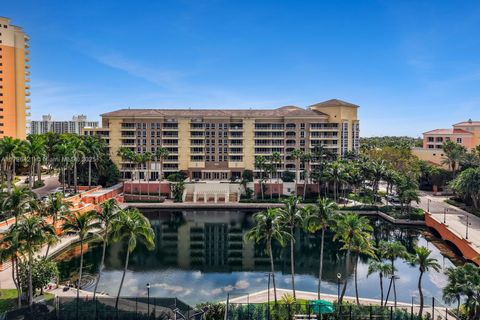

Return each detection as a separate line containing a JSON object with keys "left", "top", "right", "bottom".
{"left": 0, "top": 289, "right": 55, "bottom": 313}
{"left": 0, "top": 289, "right": 17, "bottom": 312}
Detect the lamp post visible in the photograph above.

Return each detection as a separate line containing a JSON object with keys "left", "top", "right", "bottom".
{"left": 444, "top": 208, "right": 448, "bottom": 224}
{"left": 146, "top": 283, "right": 150, "bottom": 316}
{"left": 336, "top": 273, "right": 342, "bottom": 302}
{"left": 427, "top": 199, "right": 431, "bottom": 212}
{"left": 265, "top": 273, "right": 271, "bottom": 320}
{"left": 466, "top": 215, "right": 470, "bottom": 240}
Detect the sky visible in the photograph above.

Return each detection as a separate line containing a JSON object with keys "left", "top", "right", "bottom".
{"left": 3, "top": 0, "right": 480, "bottom": 137}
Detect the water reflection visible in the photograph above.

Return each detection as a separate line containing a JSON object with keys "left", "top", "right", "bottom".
{"left": 55, "top": 209, "right": 462, "bottom": 305}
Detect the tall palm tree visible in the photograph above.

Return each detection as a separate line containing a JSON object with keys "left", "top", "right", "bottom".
{"left": 442, "top": 140, "right": 466, "bottom": 175}
{"left": 245, "top": 208, "right": 289, "bottom": 304}
{"left": 367, "top": 260, "right": 393, "bottom": 306}
{"left": 326, "top": 161, "right": 344, "bottom": 202}
{"left": 350, "top": 237, "right": 375, "bottom": 305}
{"left": 61, "top": 210, "right": 100, "bottom": 299}
{"left": 117, "top": 147, "right": 136, "bottom": 182}
{"left": 291, "top": 149, "right": 303, "bottom": 197}
{"left": 155, "top": 147, "right": 169, "bottom": 199}
{"left": 0, "top": 137, "right": 25, "bottom": 193}
{"left": 2, "top": 186, "right": 36, "bottom": 224}
{"left": 54, "top": 141, "right": 73, "bottom": 194}
{"left": 43, "top": 192, "right": 72, "bottom": 257}
{"left": 278, "top": 196, "right": 303, "bottom": 299}
{"left": 380, "top": 241, "right": 408, "bottom": 307}
{"left": 82, "top": 136, "right": 103, "bottom": 188}
{"left": 271, "top": 152, "right": 282, "bottom": 199}
{"left": 92, "top": 198, "right": 120, "bottom": 299}
{"left": 254, "top": 156, "right": 267, "bottom": 200}
{"left": 333, "top": 213, "right": 373, "bottom": 303}
{"left": 410, "top": 246, "right": 440, "bottom": 317}
{"left": 0, "top": 226, "right": 23, "bottom": 307}
{"left": 25, "top": 134, "right": 46, "bottom": 189}
{"left": 301, "top": 152, "right": 313, "bottom": 200}
{"left": 303, "top": 198, "right": 337, "bottom": 299}
{"left": 14, "top": 216, "right": 56, "bottom": 305}
{"left": 140, "top": 151, "right": 153, "bottom": 197}
{"left": 68, "top": 135, "right": 85, "bottom": 194}
{"left": 110, "top": 208, "right": 155, "bottom": 309}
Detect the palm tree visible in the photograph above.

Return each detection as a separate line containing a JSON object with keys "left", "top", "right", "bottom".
{"left": 54, "top": 141, "right": 73, "bottom": 194}
{"left": 350, "top": 238, "right": 375, "bottom": 305}
{"left": 43, "top": 192, "right": 72, "bottom": 257}
{"left": 278, "top": 196, "right": 303, "bottom": 299}
{"left": 301, "top": 152, "right": 313, "bottom": 200}
{"left": 25, "top": 135, "right": 46, "bottom": 189}
{"left": 333, "top": 213, "right": 373, "bottom": 303}
{"left": 14, "top": 216, "right": 56, "bottom": 305}
{"left": 92, "top": 198, "right": 120, "bottom": 299}
{"left": 68, "top": 135, "right": 85, "bottom": 194}
{"left": 325, "top": 161, "right": 344, "bottom": 202}
{"left": 254, "top": 156, "right": 267, "bottom": 200}
{"left": 245, "top": 208, "right": 289, "bottom": 304}
{"left": 442, "top": 140, "right": 466, "bottom": 175}
{"left": 410, "top": 246, "right": 440, "bottom": 317}
{"left": 303, "top": 198, "right": 337, "bottom": 299}
{"left": 110, "top": 208, "right": 155, "bottom": 309}
{"left": 0, "top": 137, "right": 25, "bottom": 193}
{"left": 380, "top": 241, "right": 408, "bottom": 307}
{"left": 450, "top": 167, "right": 480, "bottom": 210}
{"left": 83, "top": 136, "right": 103, "bottom": 188}
{"left": 291, "top": 149, "right": 303, "bottom": 197}
{"left": 140, "top": 151, "right": 153, "bottom": 197}
{"left": 61, "top": 210, "right": 100, "bottom": 299}
{"left": 367, "top": 260, "right": 393, "bottom": 306}
{"left": 155, "top": 147, "right": 169, "bottom": 199}
{"left": 2, "top": 186, "right": 36, "bottom": 224}
{"left": 370, "top": 161, "right": 386, "bottom": 202}
{"left": 0, "top": 226, "right": 23, "bottom": 307}
{"left": 271, "top": 152, "right": 282, "bottom": 199}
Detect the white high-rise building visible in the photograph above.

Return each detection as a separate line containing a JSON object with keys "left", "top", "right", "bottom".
{"left": 30, "top": 114, "right": 98, "bottom": 135}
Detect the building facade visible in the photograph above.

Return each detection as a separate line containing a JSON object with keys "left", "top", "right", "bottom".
{"left": 84, "top": 99, "right": 360, "bottom": 180}
{"left": 31, "top": 114, "right": 99, "bottom": 135}
{"left": 0, "top": 17, "right": 29, "bottom": 139}
{"left": 413, "top": 119, "right": 480, "bottom": 166}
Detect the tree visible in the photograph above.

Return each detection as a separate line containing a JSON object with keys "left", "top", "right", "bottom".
{"left": 245, "top": 208, "right": 289, "bottom": 304}
{"left": 443, "top": 264, "right": 480, "bottom": 319}
{"left": 67, "top": 135, "right": 85, "bottom": 194}
{"left": 0, "top": 137, "right": 25, "bottom": 193}
{"left": 1, "top": 186, "right": 36, "bottom": 223}
{"left": 367, "top": 260, "right": 393, "bottom": 306}
{"left": 254, "top": 156, "right": 267, "bottom": 200}
{"left": 396, "top": 175, "right": 420, "bottom": 214}
{"left": 110, "top": 208, "right": 155, "bottom": 309}
{"left": 92, "top": 199, "right": 120, "bottom": 299}
{"left": 278, "top": 196, "right": 303, "bottom": 299}
{"left": 271, "top": 152, "right": 282, "bottom": 199}
{"left": 0, "top": 226, "right": 23, "bottom": 307}
{"left": 410, "top": 246, "right": 440, "bottom": 317}
{"left": 350, "top": 237, "right": 375, "bottom": 305}
{"left": 43, "top": 192, "right": 72, "bottom": 257}
{"left": 442, "top": 140, "right": 466, "bottom": 175}
{"left": 333, "top": 213, "right": 373, "bottom": 303}
{"left": 301, "top": 152, "right": 313, "bottom": 200}
{"left": 14, "top": 216, "right": 56, "bottom": 305}
{"left": 380, "top": 241, "right": 408, "bottom": 307}
{"left": 450, "top": 167, "right": 480, "bottom": 210}
{"left": 82, "top": 136, "right": 104, "bottom": 188}
{"left": 291, "top": 149, "right": 303, "bottom": 197}
{"left": 61, "top": 210, "right": 100, "bottom": 299}
{"left": 18, "top": 258, "right": 59, "bottom": 297}
{"left": 325, "top": 161, "right": 345, "bottom": 202}
{"left": 25, "top": 135, "right": 46, "bottom": 189}
{"left": 154, "top": 147, "right": 169, "bottom": 199}
{"left": 303, "top": 198, "right": 337, "bottom": 299}
{"left": 54, "top": 141, "right": 73, "bottom": 194}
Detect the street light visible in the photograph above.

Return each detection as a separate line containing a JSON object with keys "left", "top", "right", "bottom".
{"left": 466, "top": 215, "right": 470, "bottom": 240}
{"left": 336, "top": 273, "right": 342, "bottom": 302}
{"left": 444, "top": 208, "right": 448, "bottom": 224}
{"left": 427, "top": 199, "right": 431, "bottom": 212}
{"left": 146, "top": 283, "right": 151, "bottom": 316}
{"left": 265, "top": 273, "right": 271, "bottom": 320}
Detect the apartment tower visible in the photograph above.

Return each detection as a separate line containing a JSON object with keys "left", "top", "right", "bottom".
{"left": 84, "top": 99, "right": 360, "bottom": 180}
{"left": 0, "top": 17, "right": 29, "bottom": 139}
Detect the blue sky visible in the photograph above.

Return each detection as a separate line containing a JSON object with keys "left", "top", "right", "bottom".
{"left": 4, "top": 0, "right": 480, "bottom": 136}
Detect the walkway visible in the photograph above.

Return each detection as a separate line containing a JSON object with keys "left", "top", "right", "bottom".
{"left": 417, "top": 194, "right": 480, "bottom": 264}
{"left": 229, "top": 288, "right": 454, "bottom": 319}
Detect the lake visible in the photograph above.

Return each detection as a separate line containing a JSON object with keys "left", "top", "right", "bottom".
{"left": 55, "top": 209, "right": 462, "bottom": 306}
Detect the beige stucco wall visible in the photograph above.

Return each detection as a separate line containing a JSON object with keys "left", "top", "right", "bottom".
{"left": 412, "top": 147, "right": 448, "bottom": 168}
{"left": 178, "top": 118, "right": 191, "bottom": 170}
{"left": 242, "top": 118, "right": 255, "bottom": 170}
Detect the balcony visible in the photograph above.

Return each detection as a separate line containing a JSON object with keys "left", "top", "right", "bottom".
{"left": 25, "top": 71, "right": 30, "bottom": 76}
{"left": 26, "top": 98, "right": 31, "bottom": 103}
{"left": 26, "top": 78, "right": 31, "bottom": 83}
{"left": 25, "top": 91, "right": 30, "bottom": 96}
{"left": 26, "top": 105, "right": 31, "bottom": 110}
{"left": 25, "top": 64, "right": 30, "bottom": 69}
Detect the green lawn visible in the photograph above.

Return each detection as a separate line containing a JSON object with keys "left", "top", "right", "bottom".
{"left": 0, "top": 289, "right": 17, "bottom": 313}
{"left": 0, "top": 289, "right": 55, "bottom": 313}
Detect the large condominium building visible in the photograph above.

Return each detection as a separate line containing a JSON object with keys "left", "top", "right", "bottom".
{"left": 413, "top": 119, "right": 480, "bottom": 167}
{"left": 84, "top": 99, "right": 360, "bottom": 180}
{"left": 30, "top": 114, "right": 99, "bottom": 135}
{"left": 0, "top": 17, "right": 30, "bottom": 139}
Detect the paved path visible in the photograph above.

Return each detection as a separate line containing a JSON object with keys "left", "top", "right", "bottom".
{"left": 416, "top": 193, "right": 480, "bottom": 251}
{"left": 229, "top": 288, "right": 454, "bottom": 319}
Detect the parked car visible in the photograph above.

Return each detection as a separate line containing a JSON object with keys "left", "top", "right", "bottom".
{"left": 386, "top": 194, "right": 401, "bottom": 204}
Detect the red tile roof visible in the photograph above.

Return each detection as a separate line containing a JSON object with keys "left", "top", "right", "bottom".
{"left": 454, "top": 120, "right": 480, "bottom": 127}
{"left": 424, "top": 128, "right": 473, "bottom": 135}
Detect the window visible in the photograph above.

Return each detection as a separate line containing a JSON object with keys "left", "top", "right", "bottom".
{"left": 456, "top": 137, "right": 462, "bottom": 144}
{"left": 428, "top": 137, "right": 434, "bottom": 142}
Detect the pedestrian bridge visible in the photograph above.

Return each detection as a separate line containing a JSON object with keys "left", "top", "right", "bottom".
{"left": 425, "top": 212, "right": 480, "bottom": 266}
